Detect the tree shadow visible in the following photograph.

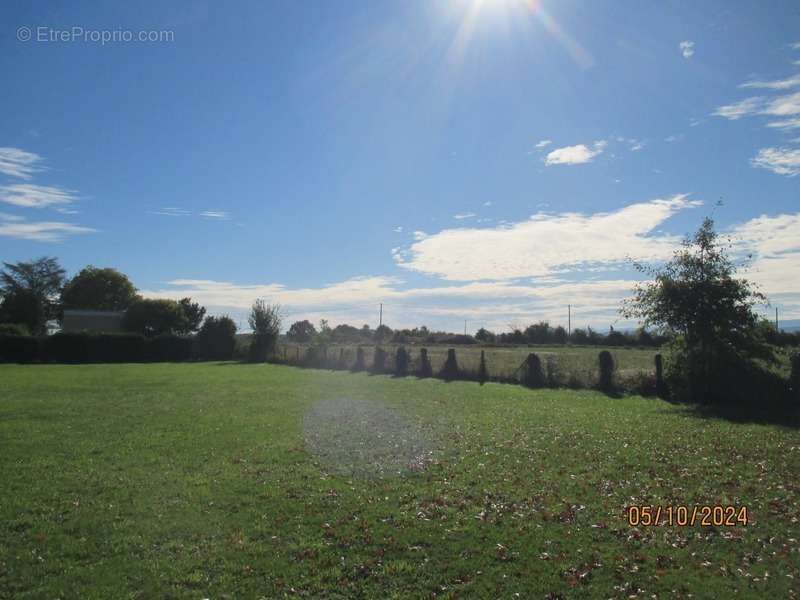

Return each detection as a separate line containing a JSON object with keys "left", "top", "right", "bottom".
{"left": 662, "top": 401, "right": 800, "bottom": 429}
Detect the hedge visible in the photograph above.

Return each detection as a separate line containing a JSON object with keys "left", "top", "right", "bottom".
{"left": 0, "top": 332, "right": 199, "bottom": 364}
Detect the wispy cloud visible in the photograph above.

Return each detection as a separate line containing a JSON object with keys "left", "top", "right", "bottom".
{"left": 751, "top": 147, "right": 800, "bottom": 176}
{"left": 534, "top": 139, "right": 552, "bottom": 148}
{"left": 151, "top": 207, "right": 232, "bottom": 220}
{"left": 0, "top": 215, "right": 95, "bottom": 242}
{"left": 544, "top": 141, "right": 607, "bottom": 166}
{"left": 679, "top": 40, "right": 695, "bottom": 59}
{"left": 664, "top": 134, "right": 683, "bottom": 143}
{"left": 712, "top": 97, "right": 765, "bottom": 120}
{"left": 395, "top": 195, "right": 701, "bottom": 281}
{"left": 0, "top": 183, "right": 76, "bottom": 208}
{"left": 740, "top": 73, "right": 800, "bottom": 90}
{"left": 0, "top": 147, "right": 43, "bottom": 180}
{"left": 454, "top": 212, "right": 476, "bottom": 220}
{"left": 763, "top": 91, "right": 800, "bottom": 117}
{"left": 199, "top": 211, "right": 229, "bottom": 219}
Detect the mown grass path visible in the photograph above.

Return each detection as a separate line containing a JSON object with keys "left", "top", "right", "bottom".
{"left": 1, "top": 363, "right": 798, "bottom": 598}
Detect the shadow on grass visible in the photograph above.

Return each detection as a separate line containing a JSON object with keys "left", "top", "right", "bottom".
{"left": 664, "top": 401, "right": 800, "bottom": 429}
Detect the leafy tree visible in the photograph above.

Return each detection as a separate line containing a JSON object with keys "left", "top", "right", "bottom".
{"left": 286, "top": 319, "right": 317, "bottom": 342}
{"left": 622, "top": 217, "right": 772, "bottom": 403}
{"left": 61, "top": 266, "right": 138, "bottom": 311}
{"left": 374, "top": 324, "right": 392, "bottom": 342}
{"left": 0, "top": 257, "right": 65, "bottom": 334}
{"left": 0, "top": 288, "right": 43, "bottom": 334}
{"left": 525, "top": 321, "right": 551, "bottom": 344}
{"left": 248, "top": 300, "right": 281, "bottom": 361}
{"left": 196, "top": 315, "right": 237, "bottom": 360}
{"left": 553, "top": 325, "right": 568, "bottom": 344}
{"left": 123, "top": 298, "right": 186, "bottom": 337}
{"left": 475, "top": 327, "right": 496, "bottom": 343}
{"left": 177, "top": 297, "right": 206, "bottom": 334}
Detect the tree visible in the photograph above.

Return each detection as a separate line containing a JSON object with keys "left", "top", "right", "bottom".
{"left": 248, "top": 300, "right": 281, "bottom": 361}
{"left": 622, "top": 217, "right": 772, "bottom": 403}
{"left": 61, "top": 266, "right": 138, "bottom": 311}
{"left": 0, "top": 257, "right": 65, "bottom": 334}
{"left": 553, "top": 325, "right": 568, "bottom": 344}
{"left": 0, "top": 288, "right": 43, "bottom": 334}
{"left": 196, "top": 315, "right": 237, "bottom": 360}
{"left": 475, "top": 327, "right": 496, "bottom": 343}
{"left": 177, "top": 297, "right": 206, "bottom": 334}
{"left": 374, "top": 324, "right": 392, "bottom": 343}
{"left": 286, "top": 320, "right": 317, "bottom": 342}
{"left": 123, "top": 298, "right": 186, "bottom": 336}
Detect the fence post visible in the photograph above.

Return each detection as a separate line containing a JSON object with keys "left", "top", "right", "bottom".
{"left": 654, "top": 353, "right": 665, "bottom": 397}
{"left": 478, "top": 350, "right": 488, "bottom": 384}
{"left": 521, "top": 353, "right": 545, "bottom": 388}
{"left": 440, "top": 348, "right": 459, "bottom": 380}
{"left": 419, "top": 348, "right": 432, "bottom": 378}
{"left": 395, "top": 347, "right": 409, "bottom": 377}
{"left": 598, "top": 350, "right": 615, "bottom": 392}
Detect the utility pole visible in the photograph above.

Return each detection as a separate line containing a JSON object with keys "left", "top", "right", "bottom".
{"left": 464, "top": 320, "right": 467, "bottom": 336}
{"left": 568, "top": 304, "right": 571, "bottom": 340}
{"left": 776, "top": 306, "right": 779, "bottom": 332}
{"left": 379, "top": 303, "right": 383, "bottom": 328}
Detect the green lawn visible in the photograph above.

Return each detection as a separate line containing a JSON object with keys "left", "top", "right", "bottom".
{"left": 1, "top": 363, "right": 798, "bottom": 598}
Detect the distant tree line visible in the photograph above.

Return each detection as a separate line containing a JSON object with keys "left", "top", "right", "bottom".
{"left": 0, "top": 257, "right": 240, "bottom": 361}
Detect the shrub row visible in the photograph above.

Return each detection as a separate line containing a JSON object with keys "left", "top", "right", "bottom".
{"left": 277, "top": 344, "right": 673, "bottom": 396}
{"left": 0, "top": 332, "right": 233, "bottom": 364}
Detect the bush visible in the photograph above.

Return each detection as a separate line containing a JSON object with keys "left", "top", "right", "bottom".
{"left": 150, "top": 335, "right": 193, "bottom": 362}
{"left": 352, "top": 347, "right": 366, "bottom": 372}
{"left": 41, "top": 332, "right": 91, "bottom": 363}
{"left": 0, "top": 334, "right": 38, "bottom": 363}
{"left": 598, "top": 350, "right": 615, "bottom": 391}
{"left": 0, "top": 323, "right": 30, "bottom": 336}
{"left": 372, "top": 347, "right": 387, "bottom": 373}
{"left": 419, "top": 348, "right": 432, "bottom": 378}
{"left": 791, "top": 353, "right": 800, "bottom": 402}
{"left": 440, "top": 348, "right": 459, "bottom": 380}
{"left": 196, "top": 316, "right": 237, "bottom": 360}
{"left": 520, "top": 353, "right": 545, "bottom": 388}
{"left": 89, "top": 334, "right": 147, "bottom": 362}
{"left": 395, "top": 347, "right": 409, "bottom": 377}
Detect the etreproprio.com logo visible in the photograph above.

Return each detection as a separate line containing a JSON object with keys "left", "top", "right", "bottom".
{"left": 16, "top": 26, "right": 174, "bottom": 45}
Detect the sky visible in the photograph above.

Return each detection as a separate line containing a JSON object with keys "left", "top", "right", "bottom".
{"left": 1, "top": 0, "right": 799, "bottom": 333}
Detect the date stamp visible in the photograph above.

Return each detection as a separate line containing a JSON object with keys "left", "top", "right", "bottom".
{"left": 627, "top": 505, "right": 749, "bottom": 527}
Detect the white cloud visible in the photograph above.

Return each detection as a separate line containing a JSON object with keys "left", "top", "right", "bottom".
{"left": 712, "top": 97, "right": 764, "bottom": 120}
{"left": 483, "top": 201, "right": 493, "bottom": 207}
{"left": 0, "top": 147, "right": 43, "bottom": 179}
{"left": 393, "top": 226, "right": 403, "bottom": 233}
{"left": 0, "top": 217, "right": 95, "bottom": 242}
{"left": 534, "top": 139, "right": 552, "bottom": 148}
{"left": 544, "top": 141, "right": 606, "bottom": 166}
{"left": 0, "top": 212, "right": 24, "bottom": 222}
{"left": 679, "top": 40, "right": 695, "bottom": 59}
{"left": 763, "top": 91, "right": 800, "bottom": 116}
{"left": 767, "top": 117, "right": 800, "bottom": 130}
{"left": 454, "top": 212, "right": 476, "bottom": 220}
{"left": 199, "top": 211, "right": 229, "bottom": 219}
{"left": 664, "top": 134, "right": 683, "bottom": 143}
{"left": 394, "top": 195, "right": 701, "bottom": 281}
{"left": 731, "top": 213, "right": 800, "bottom": 305}
{"left": 751, "top": 147, "right": 800, "bottom": 176}
{"left": 140, "top": 208, "right": 800, "bottom": 329}
{"left": 740, "top": 73, "right": 800, "bottom": 90}
{"left": 0, "top": 183, "right": 76, "bottom": 208}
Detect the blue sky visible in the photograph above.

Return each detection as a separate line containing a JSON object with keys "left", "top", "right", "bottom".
{"left": 1, "top": 0, "right": 799, "bottom": 332}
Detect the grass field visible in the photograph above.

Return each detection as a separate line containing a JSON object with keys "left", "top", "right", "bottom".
{"left": 2, "top": 363, "right": 799, "bottom": 598}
